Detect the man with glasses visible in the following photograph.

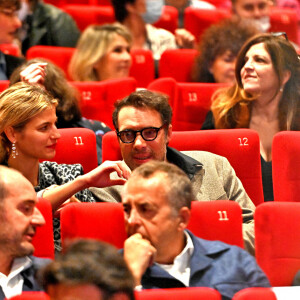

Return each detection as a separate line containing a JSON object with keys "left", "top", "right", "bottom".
{"left": 0, "top": 0, "right": 25, "bottom": 80}
{"left": 90, "top": 89, "right": 256, "bottom": 255}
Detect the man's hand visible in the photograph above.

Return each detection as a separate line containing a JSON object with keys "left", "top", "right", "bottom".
{"left": 124, "top": 233, "right": 157, "bottom": 286}
{"left": 175, "top": 29, "right": 196, "bottom": 49}
{"left": 20, "top": 62, "right": 47, "bottom": 85}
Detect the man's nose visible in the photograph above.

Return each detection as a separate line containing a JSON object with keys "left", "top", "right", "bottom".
{"left": 133, "top": 133, "right": 147, "bottom": 148}
{"left": 127, "top": 209, "right": 141, "bottom": 225}
{"left": 31, "top": 207, "right": 46, "bottom": 227}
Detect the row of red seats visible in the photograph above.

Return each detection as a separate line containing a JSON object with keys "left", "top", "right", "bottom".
{"left": 36, "top": 128, "right": 297, "bottom": 206}
{"left": 33, "top": 197, "right": 300, "bottom": 287}
{"left": 0, "top": 77, "right": 226, "bottom": 130}
{"left": 40, "top": 3, "right": 299, "bottom": 45}
{"left": 60, "top": 5, "right": 298, "bottom": 44}
{"left": 6, "top": 286, "right": 279, "bottom": 300}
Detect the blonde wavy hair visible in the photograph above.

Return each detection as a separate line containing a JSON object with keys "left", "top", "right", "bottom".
{"left": 211, "top": 33, "right": 300, "bottom": 130}
{"left": 0, "top": 82, "right": 58, "bottom": 163}
{"left": 68, "top": 23, "right": 132, "bottom": 81}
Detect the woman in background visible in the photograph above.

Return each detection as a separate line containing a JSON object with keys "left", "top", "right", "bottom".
{"left": 68, "top": 23, "right": 132, "bottom": 82}
{"left": 192, "top": 17, "right": 258, "bottom": 84}
{"left": 202, "top": 33, "right": 300, "bottom": 201}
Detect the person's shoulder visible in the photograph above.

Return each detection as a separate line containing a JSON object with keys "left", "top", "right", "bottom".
{"left": 35, "top": 2, "right": 71, "bottom": 19}
{"left": 30, "top": 256, "right": 52, "bottom": 269}
{"left": 182, "top": 150, "right": 228, "bottom": 165}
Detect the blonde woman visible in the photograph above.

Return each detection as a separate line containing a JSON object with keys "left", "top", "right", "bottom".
{"left": 68, "top": 23, "right": 132, "bottom": 81}
{"left": 0, "top": 82, "right": 130, "bottom": 251}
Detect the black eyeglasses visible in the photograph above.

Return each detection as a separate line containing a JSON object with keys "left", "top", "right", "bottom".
{"left": 117, "top": 125, "right": 165, "bottom": 144}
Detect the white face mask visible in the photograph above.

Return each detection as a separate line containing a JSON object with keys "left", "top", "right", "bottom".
{"left": 141, "top": 0, "right": 164, "bottom": 24}
{"left": 251, "top": 16, "right": 271, "bottom": 32}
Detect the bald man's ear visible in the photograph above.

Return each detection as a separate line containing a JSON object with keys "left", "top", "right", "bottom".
{"left": 177, "top": 207, "right": 190, "bottom": 231}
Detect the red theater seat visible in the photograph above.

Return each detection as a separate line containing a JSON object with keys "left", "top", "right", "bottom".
{"left": 102, "top": 129, "right": 264, "bottom": 206}
{"left": 153, "top": 5, "right": 179, "bottom": 33}
{"left": 7, "top": 292, "right": 50, "bottom": 300}
{"left": 188, "top": 201, "right": 243, "bottom": 248}
{"left": 0, "top": 43, "right": 19, "bottom": 56}
{"left": 255, "top": 202, "right": 300, "bottom": 286}
{"left": 159, "top": 49, "right": 198, "bottom": 82}
{"left": 26, "top": 45, "right": 75, "bottom": 80}
{"left": 148, "top": 77, "right": 229, "bottom": 130}
{"left": 272, "top": 131, "right": 300, "bottom": 202}
{"left": 0, "top": 80, "right": 9, "bottom": 93}
{"left": 62, "top": 5, "right": 115, "bottom": 31}
{"left": 184, "top": 7, "right": 230, "bottom": 43}
{"left": 70, "top": 78, "right": 137, "bottom": 129}
{"left": 41, "top": 128, "right": 98, "bottom": 173}
{"left": 232, "top": 288, "right": 276, "bottom": 300}
{"left": 32, "top": 198, "right": 54, "bottom": 259}
{"left": 60, "top": 202, "right": 127, "bottom": 250}
{"left": 130, "top": 49, "right": 155, "bottom": 88}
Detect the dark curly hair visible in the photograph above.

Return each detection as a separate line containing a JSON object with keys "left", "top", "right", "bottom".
{"left": 191, "top": 17, "right": 258, "bottom": 83}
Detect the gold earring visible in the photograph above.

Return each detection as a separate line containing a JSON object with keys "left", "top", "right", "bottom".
{"left": 11, "top": 142, "right": 18, "bottom": 159}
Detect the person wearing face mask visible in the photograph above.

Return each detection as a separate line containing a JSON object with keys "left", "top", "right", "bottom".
{"left": 111, "top": 0, "right": 196, "bottom": 66}
{"left": 231, "top": 0, "right": 273, "bottom": 32}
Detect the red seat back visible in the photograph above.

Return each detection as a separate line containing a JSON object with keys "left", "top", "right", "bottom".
{"left": 41, "top": 128, "right": 98, "bottom": 173}
{"left": 135, "top": 287, "right": 221, "bottom": 300}
{"left": 0, "top": 80, "right": 9, "bottom": 93}
{"left": 232, "top": 288, "right": 276, "bottom": 300}
{"left": 153, "top": 5, "right": 179, "bottom": 33}
{"left": 32, "top": 198, "right": 54, "bottom": 259}
{"left": 188, "top": 201, "right": 244, "bottom": 248}
{"left": 102, "top": 129, "right": 264, "bottom": 206}
{"left": 130, "top": 49, "right": 155, "bottom": 88}
{"left": 7, "top": 292, "right": 50, "bottom": 300}
{"left": 159, "top": 49, "right": 198, "bottom": 82}
{"left": 60, "top": 202, "right": 127, "bottom": 250}
{"left": 70, "top": 78, "right": 137, "bottom": 129}
{"left": 272, "top": 131, "right": 300, "bottom": 202}
{"left": 148, "top": 77, "right": 229, "bottom": 130}
{"left": 0, "top": 43, "right": 19, "bottom": 56}
{"left": 255, "top": 202, "right": 300, "bottom": 286}
{"left": 184, "top": 7, "right": 230, "bottom": 43}
{"left": 62, "top": 5, "right": 115, "bottom": 31}
{"left": 269, "top": 7, "right": 298, "bottom": 45}
{"left": 26, "top": 45, "right": 75, "bottom": 80}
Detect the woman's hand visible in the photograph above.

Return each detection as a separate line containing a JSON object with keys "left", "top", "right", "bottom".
{"left": 82, "top": 160, "right": 131, "bottom": 188}
{"left": 20, "top": 62, "right": 47, "bottom": 85}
